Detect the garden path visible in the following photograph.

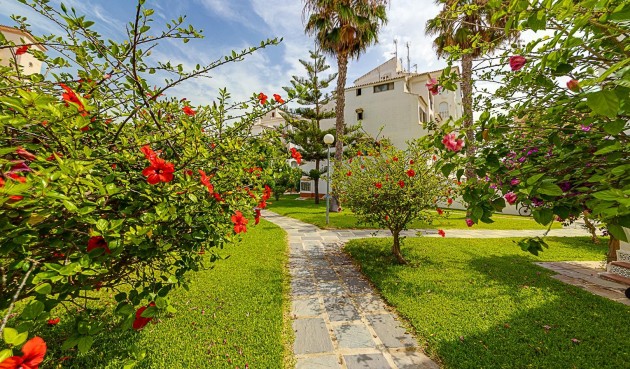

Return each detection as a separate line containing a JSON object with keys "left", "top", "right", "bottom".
{"left": 262, "top": 210, "right": 590, "bottom": 369}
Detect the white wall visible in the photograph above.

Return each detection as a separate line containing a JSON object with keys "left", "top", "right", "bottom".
{"left": 0, "top": 27, "right": 44, "bottom": 75}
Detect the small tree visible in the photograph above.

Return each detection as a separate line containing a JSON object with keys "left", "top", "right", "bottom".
{"left": 334, "top": 142, "right": 447, "bottom": 264}
{"left": 282, "top": 49, "right": 337, "bottom": 203}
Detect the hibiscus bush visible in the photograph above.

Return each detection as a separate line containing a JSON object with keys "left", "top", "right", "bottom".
{"left": 425, "top": 0, "right": 629, "bottom": 256}
{"left": 333, "top": 142, "right": 448, "bottom": 264}
{"left": 0, "top": 0, "right": 289, "bottom": 365}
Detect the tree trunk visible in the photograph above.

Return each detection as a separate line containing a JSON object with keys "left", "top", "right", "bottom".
{"left": 461, "top": 53, "right": 475, "bottom": 180}
{"left": 334, "top": 52, "right": 348, "bottom": 162}
{"left": 392, "top": 231, "right": 407, "bottom": 265}
{"left": 314, "top": 159, "right": 320, "bottom": 204}
{"left": 607, "top": 235, "right": 620, "bottom": 263}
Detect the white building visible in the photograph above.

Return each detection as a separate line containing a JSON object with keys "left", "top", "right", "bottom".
{"left": 0, "top": 25, "right": 46, "bottom": 75}
{"left": 320, "top": 57, "right": 463, "bottom": 149}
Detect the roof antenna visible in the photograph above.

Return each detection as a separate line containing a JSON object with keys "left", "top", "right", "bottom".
{"left": 413, "top": 64, "right": 418, "bottom": 73}
{"left": 393, "top": 39, "right": 398, "bottom": 60}
{"left": 406, "top": 42, "right": 411, "bottom": 73}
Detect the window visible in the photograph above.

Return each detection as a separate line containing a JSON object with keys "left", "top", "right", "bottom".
{"left": 271, "top": 112, "right": 275, "bottom": 118}
{"left": 28, "top": 62, "right": 33, "bottom": 68}
{"left": 439, "top": 102, "right": 449, "bottom": 119}
{"left": 373, "top": 82, "right": 394, "bottom": 93}
{"left": 356, "top": 108, "right": 364, "bottom": 121}
{"left": 356, "top": 88, "right": 362, "bottom": 96}
{"left": 300, "top": 181, "right": 312, "bottom": 192}
{"left": 419, "top": 107, "right": 427, "bottom": 123}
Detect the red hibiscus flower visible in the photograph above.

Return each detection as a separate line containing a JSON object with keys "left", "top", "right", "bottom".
{"left": 9, "top": 161, "right": 31, "bottom": 173}
{"left": 438, "top": 229, "right": 446, "bottom": 237}
{"left": 59, "top": 83, "right": 88, "bottom": 116}
{"left": 426, "top": 78, "right": 440, "bottom": 95}
{"left": 16, "top": 45, "right": 29, "bottom": 55}
{"left": 231, "top": 211, "right": 249, "bottom": 234}
{"left": 392, "top": 157, "right": 399, "bottom": 162}
{"left": 509, "top": 55, "right": 527, "bottom": 71}
{"left": 346, "top": 171, "right": 352, "bottom": 176}
{"left": 7, "top": 173, "right": 26, "bottom": 183}
{"left": 47, "top": 318, "right": 60, "bottom": 326}
{"left": 16, "top": 147, "right": 36, "bottom": 161}
{"left": 375, "top": 182, "right": 382, "bottom": 189}
{"left": 182, "top": 106, "right": 196, "bottom": 116}
{"left": 406, "top": 169, "right": 415, "bottom": 177}
{"left": 447, "top": 198, "right": 453, "bottom": 205}
{"left": 290, "top": 147, "right": 302, "bottom": 165}
{"left": 262, "top": 185, "right": 272, "bottom": 201}
{"left": 436, "top": 208, "right": 443, "bottom": 215}
{"left": 213, "top": 192, "right": 224, "bottom": 202}
{"left": 140, "top": 145, "right": 158, "bottom": 162}
{"left": 87, "top": 236, "right": 111, "bottom": 254}
{"left": 142, "top": 159, "right": 175, "bottom": 185}
{"left": 432, "top": 155, "right": 437, "bottom": 161}
{"left": 254, "top": 208, "right": 261, "bottom": 225}
{"left": 0, "top": 336, "right": 46, "bottom": 369}
{"left": 132, "top": 302, "right": 156, "bottom": 331}
{"left": 442, "top": 133, "right": 464, "bottom": 152}
{"left": 273, "top": 94, "right": 284, "bottom": 104}
{"left": 258, "top": 92, "right": 268, "bottom": 105}
{"left": 0, "top": 177, "right": 23, "bottom": 201}
{"left": 566, "top": 79, "right": 580, "bottom": 92}
{"left": 46, "top": 152, "right": 62, "bottom": 161}
{"left": 258, "top": 199, "right": 267, "bottom": 209}
{"left": 504, "top": 191, "right": 518, "bottom": 205}
{"left": 198, "top": 170, "right": 214, "bottom": 193}
{"left": 465, "top": 218, "right": 474, "bottom": 227}
{"left": 398, "top": 180, "right": 405, "bottom": 188}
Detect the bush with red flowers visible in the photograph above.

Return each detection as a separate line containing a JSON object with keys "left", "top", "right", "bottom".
{"left": 0, "top": 1, "right": 291, "bottom": 364}
{"left": 333, "top": 142, "right": 449, "bottom": 264}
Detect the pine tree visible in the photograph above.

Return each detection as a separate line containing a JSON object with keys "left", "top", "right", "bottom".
{"left": 281, "top": 50, "right": 337, "bottom": 204}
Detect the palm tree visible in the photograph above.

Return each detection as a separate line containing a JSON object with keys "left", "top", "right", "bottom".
{"left": 303, "top": 0, "right": 388, "bottom": 161}
{"left": 426, "top": 0, "right": 517, "bottom": 178}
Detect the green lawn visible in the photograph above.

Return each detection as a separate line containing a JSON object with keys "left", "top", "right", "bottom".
{"left": 345, "top": 236, "right": 629, "bottom": 369}
{"left": 268, "top": 195, "right": 560, "bottom": 230}
{"left": 31, "top": 220, "right": 291, "bottom": 368}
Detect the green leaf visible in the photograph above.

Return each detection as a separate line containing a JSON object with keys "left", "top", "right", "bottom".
{"left": 608, "top": 224, "right": 628, "bottom": 242}
{"left": 22, "top": 300, "right": 45, "bottom": 319}
{"left": 13, "top": 331, "right": 28, "bottom": 346}
{"left": 441, "top": 163, "right": 455, "bottom": 177}
{"left": 34, "top": 283, "right": 52, "bottom": 295}
{"left": 155, "top": 297, "right": 167, "bottom": 309}
{"left": 140, "top": 306, "right": 158, "bottom": 318}
{"left": 526, "top": 173, "right": 545, "bottom": 185}
{"left": 0, "top": 349, "right": 13, "bottom": 363}
{"left": 96, "top": 219, "right": 108, "bottom": 231}
{"left": 62, "top": 336, "right": 79, "bottom": 350}
{"left": 603, "top": 120, "right": 627, "bottom": 135}
{"left": 593, "top": 190, "right": 624, "bottom": 201}
{"left": 62, "top": 200, "right": 78, "bottom": 212}
{"left": 533, "top": 208, "right": 554, "bottom": 225}
{"left": 537, "top": 182, "right": 563, "bottom": 196}
{"left": 77, "top": 336, "right": 94, "bottom": 353}
{"left": 3, "top": 328, "right": 18, "bottom": 345}
{"left": 586, "top": 90, "right": 620, "bottom": 117}
{"left": 593, "top": 142, "right": 621, "bottom": 155}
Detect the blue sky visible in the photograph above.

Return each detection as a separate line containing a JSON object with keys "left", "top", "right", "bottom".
{"left": 0, "top": 0, "right": 446, "bottom": 105}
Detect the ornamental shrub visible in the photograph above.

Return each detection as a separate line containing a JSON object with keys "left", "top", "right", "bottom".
{"left": 0, "top": 0, "right": 289, "bottom": 363}
{"left": 425, "top": 0, "right": 629, "bottom": 256}
{"left": 333, "top": 142, "right": 448, "bottom": 264}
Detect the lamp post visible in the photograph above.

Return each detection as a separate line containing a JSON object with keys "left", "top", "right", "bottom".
{"left": 323, "top": 134, "right": 335, "bottom": 225}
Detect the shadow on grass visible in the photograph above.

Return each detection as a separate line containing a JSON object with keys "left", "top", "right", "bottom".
{"left": 430, "top": 254, "right": 630, "bottom": 369}
{"left": 344, "top": 238, "right": 627, "bottom": 369}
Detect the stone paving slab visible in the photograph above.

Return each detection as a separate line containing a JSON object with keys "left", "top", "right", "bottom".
{"left": 296, "top": 355, "right": 342, "bottom": 369}
{"left": 390, "top": 350, "right": 440, "bottom": 369}
{"left": 334, "top": 324, "right": 377, "bottom": 349}
{"left": 537, "top": 261, "right": 630, "bottom": 305}
{"left": 293, "top": 318, "right": 334, "bottom": 355}
{"left": 366, "top": 314, "right": 418, "bottom": 349}
{"left": 344, "top": 353, "right": 391, "bottom": 369}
